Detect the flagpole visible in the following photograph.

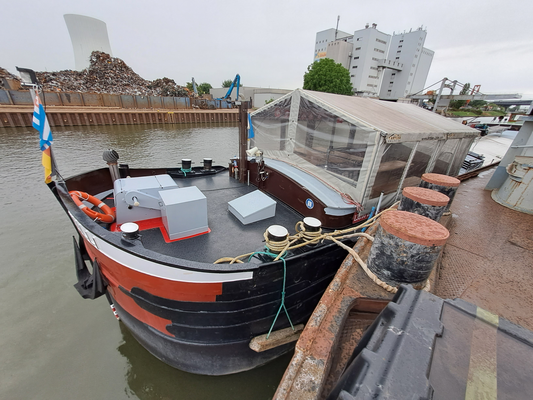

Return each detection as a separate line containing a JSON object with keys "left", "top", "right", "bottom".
{"left": 17, "top": 67, "right": 57, "bottom": 184}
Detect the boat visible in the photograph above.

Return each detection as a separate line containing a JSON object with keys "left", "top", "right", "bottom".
{"left": 21, "top": 61, "right": 480, "bottom": 376}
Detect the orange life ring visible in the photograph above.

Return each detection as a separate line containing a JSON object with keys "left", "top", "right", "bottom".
{"left": 69, "top": 191, "right": 115, "bottom": 223}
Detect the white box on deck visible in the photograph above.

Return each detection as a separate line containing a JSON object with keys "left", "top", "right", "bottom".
{"left": 228, "top": 190, "right": 276, "bottom": 225}
{"left": 159, "top": 187, "right": 209, "bottom": 240}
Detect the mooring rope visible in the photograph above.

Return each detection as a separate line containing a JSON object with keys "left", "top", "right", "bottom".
{"left": 294, "top": 221, "right": 322, "bottom": 244}
{"left": 180, "top": 167, "right": 192, "bottom": 177}
{"left": 329, "top": 234, "right": 430, "bottom": 294}
{"left": 213, "top": 201, "right": 431, "bottom": 294}
{"left": 263, "top": 231, "right": 290, "bottom": 254}
{"left": 214, "top": 202, "right": 398, "bottom": 266}
{"left": 327, "top": 236, "right": 398, "bottom": 293}
{"left": 247, "top": 251, "right": 295, "bottom": 339}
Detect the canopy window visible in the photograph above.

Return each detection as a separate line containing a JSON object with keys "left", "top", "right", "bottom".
{"left": 250, "top": 89, "right": 480, "bottom": 214}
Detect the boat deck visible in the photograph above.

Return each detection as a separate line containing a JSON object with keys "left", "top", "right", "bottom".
{"left": 107, "top": 171, "right": 306, "bottom": 264}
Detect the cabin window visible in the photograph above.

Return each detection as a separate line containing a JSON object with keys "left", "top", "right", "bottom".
{"left": 435, "top": 138, "right": 473, "bottom": 176}
{"left": 432, "top": 139, "right": 460, "bottom": 175}
{"left": 370, "top": 142, "right": 416, "bottom": 198}
{"left": 401, "top": 141, "right": 438, "bottom": 189}
{"left": 293, "top": 97, "right": 371, "bottom": 186}
{"left": 250, "top": 97, "right": 292, "bottom": 152}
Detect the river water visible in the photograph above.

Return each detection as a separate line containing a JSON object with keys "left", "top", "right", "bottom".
{"left": 0, "top": 123, "right": 292, "bottom": 399}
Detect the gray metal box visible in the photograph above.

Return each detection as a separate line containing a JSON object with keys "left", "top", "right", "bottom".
{"left": 228, "top": 190, "right": 276, "bottom": 225}
{"left": 114, "top": 175, "right": 178, "bottom": 224}
{"left": 159, "top": 186, "right": 209, "bottom": 240}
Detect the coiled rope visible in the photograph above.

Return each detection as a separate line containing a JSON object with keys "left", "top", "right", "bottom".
{"left": 214, "top": 204, "right": 394, "bottom": 265}
{"left": 214, "top": 201, "right": 431, "bottom": 294}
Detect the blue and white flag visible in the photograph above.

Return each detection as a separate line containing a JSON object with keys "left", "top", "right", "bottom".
{"left": 33, "top": 93, "right": 53, "bottom": 151}
{"left": 32, "top": 93, "right": 54, "bottom": 183}
{"left": 247, "top": 113, "right": 254, "bottom": 139}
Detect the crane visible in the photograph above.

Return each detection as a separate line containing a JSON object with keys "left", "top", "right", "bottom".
{"left": 191, "top": 77, "right": 198, "bottom": 96}
{"left": 217, "top": 74, "right": 241, "bottom": 103}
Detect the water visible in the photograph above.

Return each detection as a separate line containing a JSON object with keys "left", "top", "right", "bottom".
{"left": 0, "top": 123, "right": 292, "bottom": 399}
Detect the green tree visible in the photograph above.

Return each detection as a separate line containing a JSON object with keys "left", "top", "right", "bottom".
{"left": 222, "top": 79, "right": 242, "bottom": 88}
{"left": 303, "top": 58, "right": 353, "bottom": 96}
{"left": 469, "top": 100, "right": 487, "bottom": 108}
{"left": 185, "top": 82, "right": 212, "bottom": 95}
{"left": 449, "top": 83, "right": 470, "bottom": 110}
{"left": 197, "top": 82, "right": 212, "bottom": 95}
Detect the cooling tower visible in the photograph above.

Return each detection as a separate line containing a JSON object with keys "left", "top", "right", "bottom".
{"left": 64, "top": 14, "right": 113, "bottom": 70}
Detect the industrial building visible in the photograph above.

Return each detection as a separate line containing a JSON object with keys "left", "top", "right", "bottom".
{"left": 209, "top": 87, "right": 291, "bottom": 108}
{"left": 313, "top": 24, "right": 434, "bottom": 100}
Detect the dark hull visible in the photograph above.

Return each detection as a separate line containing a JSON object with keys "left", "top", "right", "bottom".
{"left": 53, "top": 164, "right": 356, "bottom": 375}
{"left": 110, "top": 292, "right": 295, "bottom": 375}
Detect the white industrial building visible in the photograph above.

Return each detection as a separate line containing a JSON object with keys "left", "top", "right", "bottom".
{"left": 313, "top": 24, "right": 434, "bottom": 100}
{"left": 209, "top": 87, "right": 291, "bottom": 108}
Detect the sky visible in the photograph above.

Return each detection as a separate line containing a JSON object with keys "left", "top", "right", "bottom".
{"left": 2, "top": 0, "right": 533, "bottom": 98}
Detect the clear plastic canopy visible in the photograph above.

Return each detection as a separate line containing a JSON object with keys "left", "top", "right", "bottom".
{"left": 250, "top": 89, "right": 479, "bottom": 213}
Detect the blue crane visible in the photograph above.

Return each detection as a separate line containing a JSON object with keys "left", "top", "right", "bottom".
{"left": 191, "top": 77, "right": 198, "bottom": 96}
{"left": 217, "top": 74, "right": 241, "bottom": 102}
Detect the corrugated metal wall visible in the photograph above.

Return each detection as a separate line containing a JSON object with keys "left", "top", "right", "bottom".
{"left": 0, "top": 89, "right": 200, "bottom": 109}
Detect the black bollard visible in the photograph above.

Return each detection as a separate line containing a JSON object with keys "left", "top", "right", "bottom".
{"left": 398, "top": 186, "right": 450, "bottom": 221}
{"left": 419, "top": 173, "right": 460, "bottom": 212}
{"left": 367, "top": 210, "right": 449, "bottom": 289}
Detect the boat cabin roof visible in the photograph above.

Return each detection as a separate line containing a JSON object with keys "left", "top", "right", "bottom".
{"left": 249, "top": 89, "right": 479, "bottom": 212}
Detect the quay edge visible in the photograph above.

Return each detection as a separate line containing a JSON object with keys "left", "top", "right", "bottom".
{"left": 0, "top": 106, "right": 239, "bottom": 128}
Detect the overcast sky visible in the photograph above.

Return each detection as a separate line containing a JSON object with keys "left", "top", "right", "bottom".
{"left": 2, "top": 0, "right": 532, "bottom": 98}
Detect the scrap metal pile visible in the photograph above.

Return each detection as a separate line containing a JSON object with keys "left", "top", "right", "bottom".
{"left": 0, "top": 67, "right": 20, "bottom": 89}
{"left": 1, "top": 52, "right": 189, "bottom": 97}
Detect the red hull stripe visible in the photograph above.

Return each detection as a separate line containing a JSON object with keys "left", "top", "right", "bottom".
{"left": 69, "top": 212, "right": 253, "bottom": 284}
{"left": 108, "top": 285, "right": 173, "bottom": 335}
{"left": 83, "top": 238, "right": 222, "bottom": 301}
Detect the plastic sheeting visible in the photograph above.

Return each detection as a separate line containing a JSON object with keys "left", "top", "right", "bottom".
{"left": 250, "top": 89, "right": 479, "bottom": 213}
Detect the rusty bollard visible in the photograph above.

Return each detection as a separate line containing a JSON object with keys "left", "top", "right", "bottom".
{"left": 398, "top": 186, "right": 450, "bottom": 221}
{"left": 419, "top": 173, "right": 460, "bottom": 212}
{"left": 367, "top": 210, "right": 449, "bottom": 289}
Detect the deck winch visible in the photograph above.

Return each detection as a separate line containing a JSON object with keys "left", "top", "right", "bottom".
{"left": 113, "top": 174, "right": 209, "bottom": 240}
